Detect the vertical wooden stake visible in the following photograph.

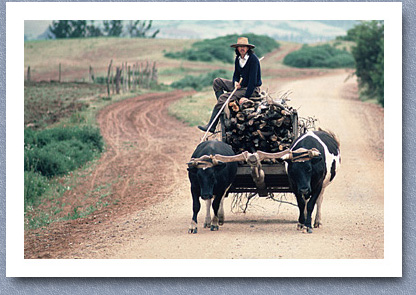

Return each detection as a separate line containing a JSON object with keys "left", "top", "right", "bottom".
{"left": 107, "top": 59, "right": 113, "bottom": 96}
{"left": 115, "top": 67, "right": 121, "bottom": 94}
{"left": 128, "top": 65, "right": 131, "bottom": 90}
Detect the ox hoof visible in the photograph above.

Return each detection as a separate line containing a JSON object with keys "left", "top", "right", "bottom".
{"left": 210, "top": 225, "right": 219, "bottom": 231}
{"left": 219, "top": 216, "right": 225, "bottom": 226}
{"left": 203, "top": 222, "right": 211, "bottom": 228}
{"left": 302, "top": 227, "right": 313, "bottom": 234}
{"left": 314, "top": 222, "right": 322, "bottom": 228}
{"left": 297, "top": 223, "right": 304, "bottom": 231}
{"left": 188, "top": 227, "right": 198, "bottom": 234}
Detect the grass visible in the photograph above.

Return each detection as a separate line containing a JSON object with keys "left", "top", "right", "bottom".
{"left": 168, "top": 90, "right": 214, "bottom": 126}
{"left": 24, "top": 158, "right": 117, "bottom": 229}
{"left": 25, "top": 37, "right": 197, "bottom": 82}
{"left": 24, "top": 81, "right": 105, "bottom": 128}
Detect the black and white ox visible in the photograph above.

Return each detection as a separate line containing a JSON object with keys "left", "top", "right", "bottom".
{"left": 282, "top": 129, "right": 341, "bottom": 233}
{"left": 187, "top": 140, "right": 238, "bottom": 234}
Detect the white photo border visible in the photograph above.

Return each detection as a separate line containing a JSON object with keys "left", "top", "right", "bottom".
{"left": 7, "top": 1, "right": 402, "bottom": 277}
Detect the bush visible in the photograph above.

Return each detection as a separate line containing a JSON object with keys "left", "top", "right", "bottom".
{"left": 171, "top": 69, "right": 231, "bottom": 91}
{"left": 283, "top": 44, "right": 355, "bottom": 68}
{"left": 165, "top": 33, "right": 280, "bottom": 64}
{"left": 24, "top": 126, "right": 104, "bottom": 177}
{"left": 349, "top": 21, "right": 384, "bottom": 106}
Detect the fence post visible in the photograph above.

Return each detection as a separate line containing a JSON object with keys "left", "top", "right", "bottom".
{"left": 107, "top": 59, "right": 113, "bottom": 96}
{"left": 128, "top": 65, "right": 131, "bottom": 91}
{"left": 115, "top": 67, "right": 121, "bottom": 94}
{"left": 89, "top": 65, "right": 95, "bottom": 83}
{"left": 27, "top": 66, "right": 31, "bottom": 82}
{"left": 151, "top": 62, "right": 158, "bottom": 85}
{"left": 111, "top": 68, "right": 114, "bottom": 94}
{"left": 132, "top": 64, "right": 136, "bottom": 90}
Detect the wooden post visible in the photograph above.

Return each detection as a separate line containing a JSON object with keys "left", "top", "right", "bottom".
{"left": 115, "top": 67, "right": 121, "bottom": 94}
{"left": 59, "top": 63, "right": 61, "bottom": 83}
{"left": 151, "top": 61, "right": 157, "bottom": 85}
{"left": 128, "top": 65, "right": 131, "bottom": 90}
{"left": 89, "top": 65, "right": 95, "bottom": 82}
{"left": 111, "top": 68, "right": 114, "bottom": 94}
{"left": 107, "top": 59, "right": 113, "bottom": 96}
{"left": 132, "top": 64, "right": 136, "bottom": 90}
{"left": 27, "top": 66, "right": 31, "bottom": 82}
{"left": 146, "top": 61, "right": 151, "bottom": 88}
{"left": 136, "top": 62, "right": 140, "bottom": 88}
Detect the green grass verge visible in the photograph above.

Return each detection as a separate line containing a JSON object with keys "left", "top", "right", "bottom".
{"left": 168, "top": 90, "right": 214, "bottom": 127}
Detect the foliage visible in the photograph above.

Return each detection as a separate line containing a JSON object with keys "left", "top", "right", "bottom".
{"left": 170, "top": 69, "right": 231, "bottom": 91}
{"left": 24, "top": 171, "right": 49, "bottom": 210}
{"left": 126, "top": 20, "right": 160, "bottom": 38}
{"left": 24, "top": 126, "right": 104, "bottom": 178}
{"left": 283, "top": 44, "right": 355, "bottom": 68}
{"left": 48, "top": 20, "right": 160, "bottom": 39}
{"left": 103, "top": 20, "right": 123, "bottom": 37}
{"left": 49, "top": 20, "right": 88, "bottom": 39}
{"left": 165, "top": 33, "right": 280, "bottom": 64}
{"left": 349, "top": 21, "right": 384, "bottom": 106}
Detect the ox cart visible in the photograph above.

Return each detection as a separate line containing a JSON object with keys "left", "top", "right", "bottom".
{"left": 199, "top": 91, "right": 317, "bottom": 210}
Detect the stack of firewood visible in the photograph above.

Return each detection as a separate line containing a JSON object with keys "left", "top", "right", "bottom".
{"left": 223, "top": 92, "right": 297, "bottom": 154}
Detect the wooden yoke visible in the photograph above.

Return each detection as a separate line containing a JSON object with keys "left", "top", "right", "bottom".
{"left": 188, "top": 148, "right": 320, "bottom": 168}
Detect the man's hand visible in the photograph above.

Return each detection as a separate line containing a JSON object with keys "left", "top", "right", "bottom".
{"left": 234, "top": 81, "right": 241, "bottom": 89}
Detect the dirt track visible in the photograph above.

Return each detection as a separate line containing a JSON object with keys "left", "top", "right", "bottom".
{"left": 25, "top": 70, "right": 384, "bottom": 259}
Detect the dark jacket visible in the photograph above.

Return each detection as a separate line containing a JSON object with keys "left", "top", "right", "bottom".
{"left": 232, "top": 52, "right": 262, "bottom": 98}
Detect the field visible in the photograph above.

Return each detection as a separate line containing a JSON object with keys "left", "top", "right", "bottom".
{"left": 24, "top": 36, "right": 384, "bottom": 261}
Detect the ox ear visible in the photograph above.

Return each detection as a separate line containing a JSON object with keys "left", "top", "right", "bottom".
{"left": 187, "top": 166, "right": 198, "bottom": 174}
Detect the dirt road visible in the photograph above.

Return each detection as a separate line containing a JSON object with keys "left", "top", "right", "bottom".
{"left": 25, "top": 70, "right": 384, "bottom": 260}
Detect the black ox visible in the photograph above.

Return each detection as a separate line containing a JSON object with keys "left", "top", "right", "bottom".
{"left": 187, "top": 140, "right": 238, "bottom": 234}
{"left": 282, "top": 129, "right": 341, "bottom": 233}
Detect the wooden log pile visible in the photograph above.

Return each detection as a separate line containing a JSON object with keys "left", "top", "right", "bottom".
{"left": 223, "top": 92, "right": 297, "bottom": 154}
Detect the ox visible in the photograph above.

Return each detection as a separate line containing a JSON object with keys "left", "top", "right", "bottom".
{"left": 283, "top": 129, "right": 341, "bottom": 233}
{"left": 187, "top": 140, "right": 238, "bottom": 234}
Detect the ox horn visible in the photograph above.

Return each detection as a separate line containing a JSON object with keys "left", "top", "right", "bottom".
{"left": 280, "top": 153, "right": 293, "bottom": 161}
{"left": 308, "top": 148, "right": 321, "bottom": 158}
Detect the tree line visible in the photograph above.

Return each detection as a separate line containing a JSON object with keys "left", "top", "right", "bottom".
{"left": 48, "top": 20, "right": 160, "bottom": 39}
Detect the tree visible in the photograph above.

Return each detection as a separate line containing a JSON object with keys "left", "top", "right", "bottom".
{"left": 86, "top": 21, "right": 103, "bottom": 37}
{"left": 126, "top": 20, "right": 159, "bottom": 38}
{"left": 48, "top": 20, "right": 88, "bottom": 38}
{"left": 349, "top": 21, "right": 384, "bottom": 106}
{"left": 103, "top": 20, "right": 123, "bottom": 37}
{"left": 49, "top": 21, "right": 72, "bottom": 38}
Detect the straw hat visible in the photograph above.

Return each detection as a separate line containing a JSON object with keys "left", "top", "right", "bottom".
{"left": 230, "top": 37, "right": 255, "bottom": 49}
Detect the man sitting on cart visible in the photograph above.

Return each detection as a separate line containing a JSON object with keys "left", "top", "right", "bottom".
{"left": 198, "top": 36, "right": 263, "bottom": 133}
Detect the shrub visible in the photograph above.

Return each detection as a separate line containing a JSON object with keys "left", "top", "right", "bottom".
{"left": 24, "top": 126, "right": 103, "bottom": 177}
{"left": 283, "top": 44, "right": 355, "bottom": 68}
{"left": 165, "top": 33, "right": 280, "bottom": 64}
{"left": 171, "top": 69, "right": 231, "bottom": 91}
